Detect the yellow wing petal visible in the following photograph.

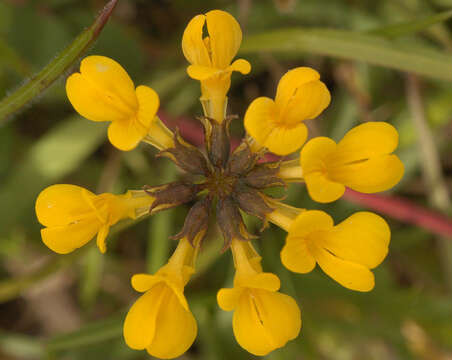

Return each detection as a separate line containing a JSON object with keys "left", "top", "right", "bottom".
{"left": 310, "top": 243, "right": 375, "bottom": 292}
{"left": 146, "top": 290, "right": 197, "bottom": 359}
{"left": 36, "top": 184, "right": 95, "bottom": 227}
{"left": 40, "top": 218, "right": 100, "bottom": 254}
{"left": 323, "top": 212, "right": 390, "bottom": 269}
{"left": 329, "top": 154, "right": 404, "bottom": 193}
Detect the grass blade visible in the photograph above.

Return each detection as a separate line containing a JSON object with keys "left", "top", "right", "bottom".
{"left": 240, "top": 28, "right": 452, "bottom": 81}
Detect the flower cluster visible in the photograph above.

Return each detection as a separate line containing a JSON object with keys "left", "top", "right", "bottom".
{"left": 35, "top": 9, "right": 404, "bottom": 358}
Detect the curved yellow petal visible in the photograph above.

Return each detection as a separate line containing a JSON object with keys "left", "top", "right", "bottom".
{"left": 300, "top": 137, "right": 346, "bottom": 202}
{"left": 41, "top": 218, "right": 101, "bottom": 254}
{"left": 107, "top": 117, "right": 146, "bottom": 151}
{"left": 281, "top": 238, "right": 316, "bottom": 274}
{"left": 136, "top": 85, "right": 159, "bottom": 131}
{"left": 35, "top": 184, "right": 95, "bottom": 227}
{"left": 206, "top": 10, "right": 242, "bottom": 69}
{"left": 334, "top": 122, "right": 399, "bottom": 163}
{"left": 239, "top": 272, "right": 281, "bottom": 292}
{"left": 275, "top": 67, "right": 320, "bottom": 109}
{"left": 229, "top": 58, "right": 251, "bottom": 75}
{"left": 66, "top": 56, "right": 137, "bottom": 122}
{"left": 146, "top": 290, "right": 197, "bottom": 359}
{"left": 323, "top": 212, "right": 390, "bottom": 269}
{"left": 233, "top": 289, "right": 301, "bottom": 356}
{"left": 123, "top": 284, "right": 165, "bottom": 350}
{"left": 131, "top": 274, "right": 163, "bottom": 293}
{"left": 310, "top": 244, "right": 375, "bottom": 292}
{"left": 187, "top": 64, "right": 220, "bottom": 80}
{"left": 182, "top": 14, "right": 211, "bottom": 67}
{"left": 263, "top": 123, "right": 308, "bottom": 155}
{"left": 329, "top": 154, "right": 405, "bottom": 193}
{"left": 287, "top": 210, "right": 334, "bottom": 239}
{"left": 244, "top": 96, "right": 278, "bottom": 145}
{"left": 96, "top": 225, "right": 110, "bottom": 254}
{"left": 282, "top": 81, "right": 331, "bottom": 125}
{"left": 305, "top": 172, "right": 345, "bottom": 203}
{"left": 217, "top": 288, "right": 243, "bottom": 311}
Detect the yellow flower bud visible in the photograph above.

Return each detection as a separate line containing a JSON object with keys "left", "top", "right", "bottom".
{"left": 217, "top": 240, "right": 301, "bottom": 356}
{"left": 66, "top": 56, "right": 173, "bottom": 151}
{"left": 244, "top": 67, "right": 330, "bottom": 155}
{"left": 35, "top": 184, "right": 154, "bottom": 254}
{"left": 124, "top": 238, "right": 197, "bottom": 359}
{"left": 301, "top": 122, "right": 405, "bottom": 203}
{"left": 182, "top": 10, "right": 251, "bottom": 122}
{"left": 281, "top": 210, "right": 390, "bottom": 292}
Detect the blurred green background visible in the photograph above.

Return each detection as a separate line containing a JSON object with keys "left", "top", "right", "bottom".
{"left": 1, "top": 0, "right": 452, "bottom": 359}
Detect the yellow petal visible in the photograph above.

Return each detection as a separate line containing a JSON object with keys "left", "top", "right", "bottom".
{"left": 275, "top": 67, "right": 320, "bottom": 109}
{"left": 264, "top": 123, "right": 308, "bottom": 155}
{"left": 300, "top": 137, "right": 345, "bottom": 202}
{"left": 281, "top": 238, "right": 316, "bottom": 274}
{"left": 288, "top": 210, "right": 334, "bottom": 239}
{"left": 182, "top": 14, "right": 211, "bottom": 67}
{"left": 96, "top": 224, "right": 110, "bottom": 254}
{"left": 136, "top": 85, "right": 159, "bottom": 131}
{"left": 217, "top": 288, "right": 243, "bottom": 311}
{"left": 107, "top": 116, "right": 146, "bottom": 151}
{"left": 66, "top": 56, "right": 137, "bottom": 122}
{"left": 205, "top": 10, "right": 242, "bottom": 69}
{"left": 41, "top": 218, "right": 101, "bottom": 254}
{"left": 310, "top": 244, "right": 375, "bottom": 292}
{"left": 229, "top": 58, "right": 251, "bottom": 74}
{"left": 328, "top": 154, "right": 405, "bottom": 193}
{"left": 304, "top": 172, "right": 345, "bottom": 203}
{"left": 146, "top": 290, "right": 197, "bottom": 359}
{"left": 233, "top": 289, "right": 301, "bottom": 356}
{"left": 187, "top": 65, "right": 220, "bottom": 80}
{"left": 36, "top": 184, "right": 95, "bottom": 227}
{"left": 239, "top": 272, "right": 281, "bottom": 292}
{"left": 123, "top": 284, "right": 166, "bottom": 350}
{"left": 131, "top": 274, "right": 163, "bottom": 292}
{"left": 323, "top": 212, "right": 390, "bottom": 269}
{"left": 334, "top": 122, "right": 399, "bottom": 163}
{"left": 281, "top": 80, "right": 331, "bottom": 125}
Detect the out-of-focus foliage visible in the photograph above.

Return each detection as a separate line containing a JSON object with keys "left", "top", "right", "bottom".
{"left": 0, "top": 1, "right": 451, "bottom": 359}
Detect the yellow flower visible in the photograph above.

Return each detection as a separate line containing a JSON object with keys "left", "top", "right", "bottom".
{"left": 182, "top": 10, "right": 251, "bottom": 122}
{"left": 35, "top": 184, "right": 154, "bottom": 254}
{"left": 244, "top": 67, "right": 330, "bottom": 155}
{"left": 217, "top": 240, "right": 301, "bottom": 356}
{"left": 124, "top": 238, "right": 197, "bottom": 359}
{"left": 281, "top": 210, "right": 390, "bottom": 292}
{"left": 301, "top": 122, "right": 404, "bottom": 203}
{"left": 66, "top": 56, "right": 173, "bottom": 151}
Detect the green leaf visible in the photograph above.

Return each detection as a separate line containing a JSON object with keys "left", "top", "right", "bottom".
{"left": 0, "top": 0, "right": 118, "bottom": 123}
{"left": 240, "top": 28, "right": 452, "bottom": 81}
{"left": 368, "top": 10, "right": 452, "bottom": 38}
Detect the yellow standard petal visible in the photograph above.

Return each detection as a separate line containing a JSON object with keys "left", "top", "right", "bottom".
{"left": 245, "top": 67, "right": 330, "bottom": 155}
